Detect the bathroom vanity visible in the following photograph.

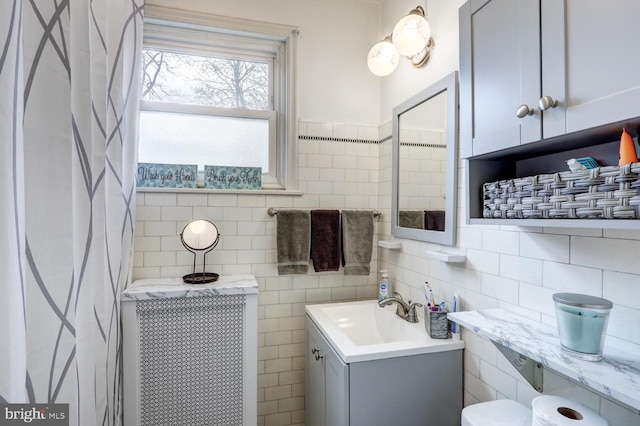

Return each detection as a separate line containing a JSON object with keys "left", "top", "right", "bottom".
{"left": 305, "top": 300, "right": 464, "bottom": 426}
{"left": 121, "top": 275, "right": 258, "bottom": 426}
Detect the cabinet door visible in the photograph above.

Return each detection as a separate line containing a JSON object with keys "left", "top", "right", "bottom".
{"left": 542, "top": 0, "right": 640, "bottom": 139}
{"left": 460, "top": 0, "right": 541, "bottom": 157}
{"left": 305, "top": 319, "right": 349, "bottom": 426}
{"left": 323, "top": 343, "right": 349, "bottom": 426}
{"left": 305, "top": 323, "right": 326, "bottom": 426}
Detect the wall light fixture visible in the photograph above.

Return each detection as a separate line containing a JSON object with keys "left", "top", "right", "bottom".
{"left": 367, "top": 5, "right": 434, "bottom": 77}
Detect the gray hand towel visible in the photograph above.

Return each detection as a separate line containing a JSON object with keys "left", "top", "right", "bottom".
{"left": 399, "top": 210, "right": 425, "bottom": 229}
{"left": 277, "top": 210, "right": 311, "bottom": 275}
{"left": 341, "top": 210, "right": 374, "bottom": 276}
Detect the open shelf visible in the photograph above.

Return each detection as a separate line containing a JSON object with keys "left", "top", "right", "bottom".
{"left": 468, "top": 218, "right": 640, "bottom": 230}
{"left": 377, "top": 240, "right": 403, "bottom": 250}
{"left": 425, "top": 250, "right": 466, "bottom": 263}
{"left": 449, "top": 309, "right": 640, "bottom": 411}
{"left": 465, "top": 123, "right": 640, "bottom": 229}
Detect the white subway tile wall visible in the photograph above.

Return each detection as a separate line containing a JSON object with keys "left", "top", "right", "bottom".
{"left": 132, "top": 120, "right": 640, "bottom": 426}
{"left": 133, "top": 122, "right": 380, "bottom": 426}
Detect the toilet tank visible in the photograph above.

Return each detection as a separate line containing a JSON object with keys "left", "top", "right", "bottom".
{"left": 121, "top": 276, "right": 258, "bottom": 426}
{"left": 461, "top": 399, "right": 532, "bottom": 426}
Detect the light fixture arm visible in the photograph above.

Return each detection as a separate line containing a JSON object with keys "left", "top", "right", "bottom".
{"left": 409, "top": 5, "right": 426, "bottom": 18}
{"left": 409, "top": 37, "right": 434, "bottom": 68}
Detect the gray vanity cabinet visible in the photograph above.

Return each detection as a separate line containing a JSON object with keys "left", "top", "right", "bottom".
{"left": 305, "top": 318, "right": 349, "bottom": 426}
{"left": 460, "top": 0, "right": 640, "bottom": 158}
{"left": 305, "top": 317, "right": 463, "bottom": 426}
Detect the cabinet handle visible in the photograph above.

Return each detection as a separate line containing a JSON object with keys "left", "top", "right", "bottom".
{"left": 538, "top": 95, "right": 559, "bottom": 111}
{"left": 311, "top": 347, "right": 323, "bottom": 361}
{"left": 516, "top": 104, "right": 535, "bottom": 118}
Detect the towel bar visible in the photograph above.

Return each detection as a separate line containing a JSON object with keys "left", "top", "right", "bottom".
{"left": 267, "top": 207, "right": 381, "bottom": 217}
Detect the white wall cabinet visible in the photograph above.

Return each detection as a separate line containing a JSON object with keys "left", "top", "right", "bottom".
{"left": 460, "top": 0, "right": 640, "bottom": 158}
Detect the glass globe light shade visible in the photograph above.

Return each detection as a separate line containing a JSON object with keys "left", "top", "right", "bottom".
{"left": 392, "top": 8, "right": 431, "bottom": 56}
{"left": 367, "top": 39, "right": 399, "bottom": 77}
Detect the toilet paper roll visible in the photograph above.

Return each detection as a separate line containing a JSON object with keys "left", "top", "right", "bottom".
{"left": 532, "top": 395, "right": 609, "bottom": 426}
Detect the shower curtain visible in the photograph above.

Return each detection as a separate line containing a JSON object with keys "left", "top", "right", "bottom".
{"left": 0, "top": 1, "right": 143, "bottom": 425}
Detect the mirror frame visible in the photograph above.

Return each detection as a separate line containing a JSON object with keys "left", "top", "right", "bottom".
{"left": 180, "top": 219, "right": 220, "bottom": 252}
{"left": 391, "top": 71, "right": 459, "bottom": 246}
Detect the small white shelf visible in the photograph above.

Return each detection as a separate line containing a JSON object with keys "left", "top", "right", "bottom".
{"left": 425, "top": 250, "right": 466, "bottom": 263}
{"left": 377, "top": 240, "right": 403, "bottom": 250}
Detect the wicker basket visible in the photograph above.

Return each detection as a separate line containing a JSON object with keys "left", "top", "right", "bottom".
{"left": 483, "top": 162, "right": 640, "bottom": 219}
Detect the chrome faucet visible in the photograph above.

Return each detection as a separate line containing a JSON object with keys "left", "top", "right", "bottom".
{"left": 390, "top": 292, "right": 408, "bottom": 317}
{"left": 378, "top": 293, "right": 423, "bottom": 323}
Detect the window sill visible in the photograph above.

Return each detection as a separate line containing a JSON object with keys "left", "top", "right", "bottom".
{"left": 136, "top": 187, "right": 303, "bottom": 196}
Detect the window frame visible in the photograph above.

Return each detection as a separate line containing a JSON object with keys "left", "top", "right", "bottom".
{"left": 141, "top": 5, "right": 298, "bottom": 190}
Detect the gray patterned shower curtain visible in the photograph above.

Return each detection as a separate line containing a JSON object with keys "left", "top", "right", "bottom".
{"left": 0, "top": 1, "right": 143, "bottom": 425}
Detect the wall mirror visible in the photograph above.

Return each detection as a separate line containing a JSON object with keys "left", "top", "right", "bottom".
{"left": 391, "top": 71, "right": 458, "bottom": 245}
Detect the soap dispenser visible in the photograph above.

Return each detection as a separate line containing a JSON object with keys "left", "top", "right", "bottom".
{"left": 378, "top": 270, "right": 391, "bottom": 301}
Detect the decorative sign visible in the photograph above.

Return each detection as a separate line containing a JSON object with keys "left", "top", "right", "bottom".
{"left": 204, "top": 166, "right": 262, "bottom": 190}
{"left": 137, "top": 163, "right": 198, "bottom": 188}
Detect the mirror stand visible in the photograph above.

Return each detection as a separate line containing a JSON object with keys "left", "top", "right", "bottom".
{"left": 183, "top": 251, "right": 218, "bottom": 284}
{"left": 180, "top": 219, "right": 220, "bottom": 284}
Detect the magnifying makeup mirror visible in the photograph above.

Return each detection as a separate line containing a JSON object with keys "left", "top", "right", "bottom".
{"left": 180, "top": 219, "right": 220, "bottom": 284}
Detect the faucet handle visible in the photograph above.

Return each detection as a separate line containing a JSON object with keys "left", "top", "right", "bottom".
{"left": 407, "top": 302, "right": 423, "bottom": 323}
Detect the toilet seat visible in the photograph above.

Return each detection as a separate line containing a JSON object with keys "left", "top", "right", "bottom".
{"left": 461, "top": 399, "right": 532, "bottom": 426}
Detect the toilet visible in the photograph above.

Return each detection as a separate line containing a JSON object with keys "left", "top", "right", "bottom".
{"left": 461, "top": 396, "right": 610, "bottom": 426}
{"left": 461, "top": 399, "right": 532, "bottom": 426}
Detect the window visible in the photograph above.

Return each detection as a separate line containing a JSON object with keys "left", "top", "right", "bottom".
{"left": 139, "top": 6, "right": 298, "bottom": 190}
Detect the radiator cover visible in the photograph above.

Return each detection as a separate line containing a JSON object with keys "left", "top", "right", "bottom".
{"left": 137, "top": 295, "right": 245, "bottom": 425}
{"left": 122, "top": 277, "right": 258, "bottom": 426}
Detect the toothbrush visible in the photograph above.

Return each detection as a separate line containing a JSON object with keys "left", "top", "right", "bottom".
{"left": 451, "top": 293, "right": 459, "bottom": 333}
{"left": 422, "top": 282, "right": 430, "bottom": 305}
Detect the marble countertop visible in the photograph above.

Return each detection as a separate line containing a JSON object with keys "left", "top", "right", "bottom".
{"left": 121, "top": 275, "right": 259, "bottom": 301}
{"left": 448, "top": 309, "right": 640, "bottom": 411}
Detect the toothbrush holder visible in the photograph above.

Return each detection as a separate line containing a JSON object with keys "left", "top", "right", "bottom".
{"left": 424, "top": 307, "right": 449, "bottom": 339}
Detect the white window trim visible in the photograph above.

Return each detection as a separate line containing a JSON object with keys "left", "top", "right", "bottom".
{"left": 142, "top": 5, "right": 298, "bottom": 191}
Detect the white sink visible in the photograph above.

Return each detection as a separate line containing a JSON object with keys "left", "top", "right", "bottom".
{"left": 306, "top": 300, "right": 465, "bottom": 363}
{"left": 320, "top": 302, "right": 423, "bottom": 345}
